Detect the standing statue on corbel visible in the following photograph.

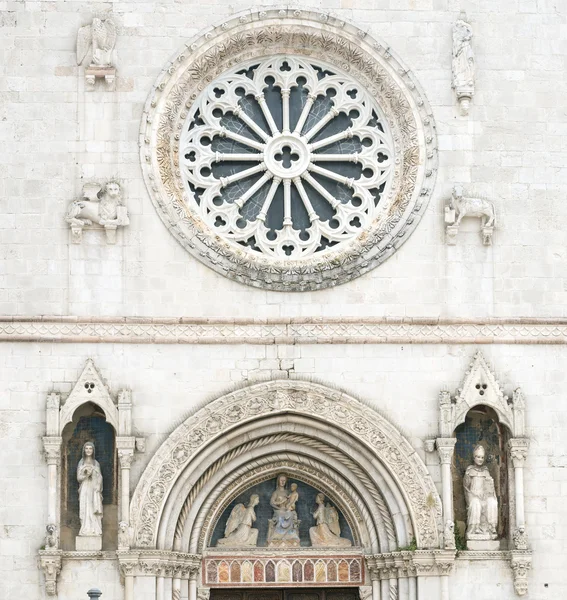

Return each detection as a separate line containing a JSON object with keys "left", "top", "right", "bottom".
{"left": 66, "top": 181, "right": 129, "bottom": 244}
{"left": 452, "top": 13, "right": 475, "bottom": 115}
{"left": 445, "top": 185, "right": 495, "bottom": 245}
{"left": 77, "top": 16, "right": 117, "bottom": 89}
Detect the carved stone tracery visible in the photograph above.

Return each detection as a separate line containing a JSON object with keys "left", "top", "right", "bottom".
{"left": 140, "top": 8, "right": 437, "bottom": 291}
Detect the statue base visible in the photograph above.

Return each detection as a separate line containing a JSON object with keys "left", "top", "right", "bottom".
{"left": 267, "top": 539, "right": 300, "bottom": 548}
{"left": 466, "top": 539, "right": 501, "bottom": 551}
{"left": 76, "top": 535, "right": 102, "bottom": 551}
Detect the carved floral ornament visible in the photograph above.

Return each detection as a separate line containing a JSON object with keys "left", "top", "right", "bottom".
{"left": 140, "top": 8, "right": 437, "bottom": 291}
{"left": 129, "top": 380, "right": 442, "bottom": 551}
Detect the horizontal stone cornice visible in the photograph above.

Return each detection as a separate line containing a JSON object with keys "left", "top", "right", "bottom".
{"left": 1, "top": 316, "right": 567, "bottom": 345}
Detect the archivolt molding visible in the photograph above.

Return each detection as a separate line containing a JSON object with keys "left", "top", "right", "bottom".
{"left": 129, "top": 380, "right": 441, "bottom": 551}
{"left": 3, "top": 316, "right": 567, "bottom": 344}
{"left": 172, "top": 432, "right": 396, "bottom": 552}
{"left": 139, "top": 7, "right": 437, "bottom": 291}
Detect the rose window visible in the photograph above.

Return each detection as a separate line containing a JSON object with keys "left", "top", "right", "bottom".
{"left": 179, "top": 56, "right": 394, "bottom": 258}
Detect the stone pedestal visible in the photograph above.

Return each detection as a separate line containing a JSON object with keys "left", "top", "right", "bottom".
{"left": 76, "top": 535, "right": 102, "bottom": 551}
{"left": 466, "top": 539, "right": 501, "bottom": 551}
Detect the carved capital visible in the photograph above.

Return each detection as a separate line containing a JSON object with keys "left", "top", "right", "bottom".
{"left": 508, "top": 438, "right": 529, "bottom": 467}
{"left": 46, "top": 393, "right": 60, "bottom": 410}
{"left": 436, "top": 437, "right": 457, "bottom": 464}
{"left": 118, "top": 448, "right": 135, "bottom": 469}
{"left": 510, "top": 552, "right": 532, "bottom": 596}
{"left": 119, "top": 559, "right": 138, "bottom": 577}
{"left": 42, "top": 436, "right": 62, "bottom": 466}
{"left": 413, "top": 561, "right": 435, "bottom": 576}
{"left": 39, "top": 551, "right": 62, "bottom": 596}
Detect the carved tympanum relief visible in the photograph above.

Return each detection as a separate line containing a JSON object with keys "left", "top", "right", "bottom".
{"left": 141, "top": 8, "right": 437, "bottom": 291}
{"left": 65, "top": 181, "right": 129, "bottom": 244}
{"left": 267, "top": 474, "right": 301, "bottom": 547}
{"left": 76, "top": 16, "right": 117, "bottom": 89}
{"left": 309, "top": 493, "right": 352, "bottom": 548}
{"left": 216, "top": 494, "right": 260, "bottom": 547}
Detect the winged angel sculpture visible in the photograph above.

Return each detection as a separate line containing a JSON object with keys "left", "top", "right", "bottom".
{"left": 216, "top": 494, "right": 259, "bottom": 547}
{"left": 76, "top": 17, "right": 116, "bottom": 68}
{"left": 309, "top": 493, "right": 352, "bottom": 547}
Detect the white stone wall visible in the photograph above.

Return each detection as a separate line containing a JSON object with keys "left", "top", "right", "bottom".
{"left": 0, "top": 1, "right": 566, "bottom": 317}
{"left": 1, "top": 344, "right": 566, "bottom": 599}
{"left": 0, "top": 1, "right": 566, "bottom": 599}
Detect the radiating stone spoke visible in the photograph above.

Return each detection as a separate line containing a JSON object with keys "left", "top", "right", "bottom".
{"left": 308, "top": 164, "right": 354, "bottom": 188}
{"left": 257, "top": 177, "right": 282, "bottom": 222}
{"left": 293, "top": 177, "right": 319, "bottom": 223}
{"left": 283, "top": 179, "right": 292, "bottom": 227}
{"left": 293, "top": 94, "right": 316, "bottom": 135}
{"left": 216, "top": 153, "right": 264, "bottom": 162}
{"left": 301, "top": 173, "right": 341, "bottom": 210}
{"left": 220, "top": 127, "right": 265, "bottom": 151}
{"left": 310, "top": 153, "right": 360, "bottom": 163}
{"left": 220, "top": 163, "right": 267, "bottom": 187}
{"left": 234, "top": 172, "right": 273, "bottom": 209}
{"left": 233, "top": 107, "right": 271, "bottom": 142}
{"left": 255, "top": 94, "right": 279, "bottom": 136}
{"left": 304, "top": 106, "right": 339, "bottom": 141}
{"left": 309, "top": 128, "right": 354, "bottom": 152}
{"left": 281, "top": 88, "right": 291, "bottom": 134}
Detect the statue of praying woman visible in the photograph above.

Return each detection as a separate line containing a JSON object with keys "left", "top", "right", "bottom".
{"left": 77, "top": 441, "right": 103, "bottom": 537}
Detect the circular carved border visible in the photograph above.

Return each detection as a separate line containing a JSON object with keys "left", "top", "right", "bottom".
{"left": 129, "top": 380, "right": 441, "bottom": 550}
{"left": 140, "top": 7, "right": 437, "bottom": 291}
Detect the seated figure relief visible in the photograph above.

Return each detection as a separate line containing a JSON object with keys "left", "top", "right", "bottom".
{"left": 267, "top": 474, "right": 301, "bottom": 548}
{"left": 464, "top": 445, "right": 498, "bottom": 541}
{"left": 217, "top": 494, "right": 260, "bottom": 547}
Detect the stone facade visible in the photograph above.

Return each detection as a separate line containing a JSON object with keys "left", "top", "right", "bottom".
{"left": 0, "top": 2, "right": 566, "bottom": 600}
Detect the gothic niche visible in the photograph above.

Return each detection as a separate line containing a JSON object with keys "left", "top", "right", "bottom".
{"left": 61, "top": 401, "right": 117, "bottom": 550}
{"left": 452, "top": 406, "right": 509, "bottom": 549}
{"left": 210, "top": 476, "right": 354, "bottom": 549}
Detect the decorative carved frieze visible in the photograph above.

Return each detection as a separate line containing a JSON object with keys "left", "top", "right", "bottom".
{"left": 3, "top": 317, "right": 567, "bottom": 345}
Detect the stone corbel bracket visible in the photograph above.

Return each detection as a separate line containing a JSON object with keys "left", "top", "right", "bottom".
{"left": 39, "top": 550, "right": 62, "bottom": 596}
{"left": 84, "top": 66, "right": 116, "bottom": 91}
{"left": 444, "top": 185, "right": 496, "bottom": 246}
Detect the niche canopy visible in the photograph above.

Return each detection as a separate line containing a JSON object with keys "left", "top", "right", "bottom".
{"left": 141, "top": 8, "right": 437, "bottom": 291}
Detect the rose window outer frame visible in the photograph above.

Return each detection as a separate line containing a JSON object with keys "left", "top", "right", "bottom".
{"left": 140, "top": 8, "right": 438, "bottom": 291}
